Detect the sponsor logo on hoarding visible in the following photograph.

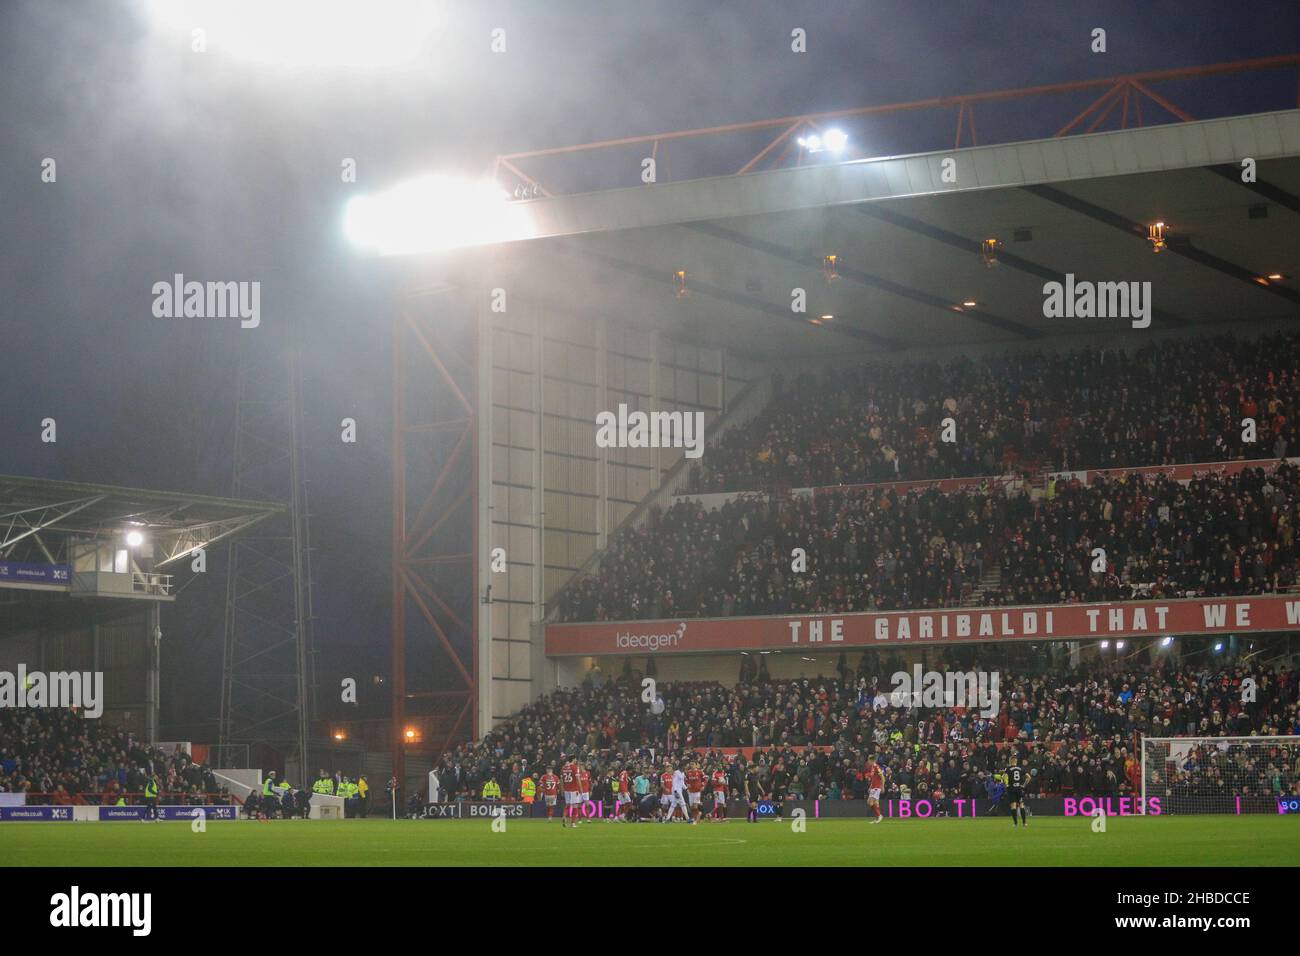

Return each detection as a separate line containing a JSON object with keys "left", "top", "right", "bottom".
{"left": 0, "top": 806, "right": 73, "bottom": 820}
{"left": 1064, "top": 797, "right": 1162, "bottom": 816}
{"left": 615, "top": 623, "right": 686, "bottom": 651}
{"left": 0, "top": 561, "right": 70, "bottom": 584}
{"left": 419, "top": 802, "right": 528, "bottom": 819}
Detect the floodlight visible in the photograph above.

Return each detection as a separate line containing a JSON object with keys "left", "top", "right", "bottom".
{"left": 126, "top": 530, "right": 145, "bottom": 548}
{"left": 345, "top": 175, "right": 522, "bottom": 255}
{"left": 822, "top": 128, "right": 849, "bottom": 152}
{"left": 798, "top": 129, "right": 848, "bottom": 154}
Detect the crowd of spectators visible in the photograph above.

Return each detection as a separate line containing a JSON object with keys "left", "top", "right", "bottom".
{"left": 691, "top": 333, "right": 1299, "bottom": 492}
{"left": 427, "top": 657, "right": 1299, "bottom": 810}
{"left": 558, "top": 463, "right": 1300, "bottom": 622}
{"left": 0, "top": 709, "right": 224, "bottom": 805}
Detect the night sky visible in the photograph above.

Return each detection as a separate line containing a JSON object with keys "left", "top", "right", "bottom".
{"left": 2, "top": 0, "right": 1298, "bottom": 738}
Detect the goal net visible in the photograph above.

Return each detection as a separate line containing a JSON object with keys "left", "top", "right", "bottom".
{"left": 1141, "top": 736, "right": 1300, "bottom": 814}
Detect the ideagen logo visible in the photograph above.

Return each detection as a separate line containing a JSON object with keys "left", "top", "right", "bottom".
{"left": 615, "top": 622, "right": 686, "bottom": 651}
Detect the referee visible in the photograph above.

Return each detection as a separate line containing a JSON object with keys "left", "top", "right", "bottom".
{"left": 1003, "top": 756, "right": 1028, "bottom": 828}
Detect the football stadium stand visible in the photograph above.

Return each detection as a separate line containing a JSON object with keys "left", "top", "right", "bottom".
{"left": 424, "top": 660, "right": 1299, "bottom": 812}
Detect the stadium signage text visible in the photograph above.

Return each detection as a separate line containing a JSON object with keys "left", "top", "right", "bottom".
{"left": 0, "top": 806, "right": 73, "bottom": 821}
{"left": 0, "top": 560, "right": 70, "bottom": 586}
{"left": 785, "top": 796, "right": 1162, "bottom": 818}
{"left": 418, "top": 801, "right": 528, "bottom": 819}
{"left": 615, "top": 623, "right": 686, "bottom": 650}
{"left": 545, "top": 595, "right": 1300, "bottom": 656}
{"left": 1064, "top": 796, "right": 1161, "bottom": 816}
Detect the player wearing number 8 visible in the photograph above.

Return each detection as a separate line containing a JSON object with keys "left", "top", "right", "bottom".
{"left": 1003, "top": 756, "right": 1028, "bottom": 827}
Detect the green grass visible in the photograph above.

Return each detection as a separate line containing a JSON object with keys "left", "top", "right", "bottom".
{"left": 2, "top": 815, "right": 1298, "bottom": 867}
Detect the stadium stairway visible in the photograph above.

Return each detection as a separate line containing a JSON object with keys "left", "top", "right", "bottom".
{"left": 962, "top": 565, "right": 1003, "bottom": 607}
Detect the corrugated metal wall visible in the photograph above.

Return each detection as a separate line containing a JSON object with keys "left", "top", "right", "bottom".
{"left": 484, "top": 302, "right": 759, "bottom": 724}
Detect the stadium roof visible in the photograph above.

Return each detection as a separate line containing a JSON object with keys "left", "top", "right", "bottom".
{"left": 429, "top": 109, "right": 1300, "bottom": 357}
{"left": 0, "top": 475, "right": 284, "bottom": 571}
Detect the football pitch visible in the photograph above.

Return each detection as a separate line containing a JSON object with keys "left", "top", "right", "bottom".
{"left": 2, "top": 815, "right": 1297, "bottom": 867}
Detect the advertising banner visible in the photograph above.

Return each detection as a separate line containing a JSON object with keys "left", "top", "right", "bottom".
{"left": 780, "top": 796, "right": 1164, "bottom": 818}
{"left": 0, "top": 806, "right": 74, "bottom": 821}
{"left": 94, "top": 805, "right": 240, "bottom": 821}
{"left": 547, "top": 594, "right": 1300, "bottom": 656}
{"left": 416, "top": 801, "right": 530, "bottom": 819}
{"left": 0, "top": 561, "right": 70, "bottom": 587}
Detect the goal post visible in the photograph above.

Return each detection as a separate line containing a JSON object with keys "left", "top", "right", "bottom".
{"left": 1140, "top": 735, "right": 1300, "bottom": 815}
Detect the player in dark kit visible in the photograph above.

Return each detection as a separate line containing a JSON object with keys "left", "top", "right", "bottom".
{"left": 1003, "top": 756, "right": 1028, "bottom": 827}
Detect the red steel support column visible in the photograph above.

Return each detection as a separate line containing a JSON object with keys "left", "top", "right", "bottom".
{"left": 392, "top": 289, "right": 479, "bottom": 797}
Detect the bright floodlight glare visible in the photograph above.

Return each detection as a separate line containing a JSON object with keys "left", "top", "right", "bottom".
{"left": 798, "top": 130, "right": 848, "bottom": 154}
{"left": 1214, "top": 642, "right": 1224, "bottom": 652}
{"left": 345, "top": 175, "right": 517, "bottom": 256}
{"left": 1100, "top": 640, "right": 1109, "bottom": 649}
{"left": 125, "top": 531, "right": 144, "bottom": 548}
{"left": 1161, "top": 636, "right": 1173, "bottom": 647}
{"left": 144, "top": 0, "right": 437, "bottom": 69}
{"left": 822, "top": 128, "right": 849, "bottom": 152}
{"left": 1116, "top": 640, "right": 1125, "bottom": 650}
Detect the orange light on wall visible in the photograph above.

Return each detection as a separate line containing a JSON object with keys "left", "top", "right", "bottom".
{"left": 1148, "top": 221, "right": 1168, "bottom": 253}
{"left": 672, "top": 270, "right": 688, "bottom": 298}
{"left": 822, "top": 254, "right": 839, "bottom": 282}
{"left": 980, "top": 238, "right": 1001, "bottom": 267}
{"left": 403, "top": 727, "right": 421, "bottom": 744}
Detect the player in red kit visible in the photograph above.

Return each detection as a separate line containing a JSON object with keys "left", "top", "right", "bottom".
{"left": 710, "top": 766, "right": 729, "bottom": 821}
{"left": 539, "top": 767, "right": 560, "bottom": 820}
{"left": 866, "top": 757, "right": 885, "bottom": 823}
{"left": 578, "top": 767, "right": 592, "bottom": 823}
{"left": 561, "top": 757, "right": 581, "bottom": 828}
{"left": 616, "top": 766, "right": 633, "bottom": 821}
{"left": 685, "top": 762, "right": 706, "bottom": 823}
{"left": 658, "top": 766, "right": 676, "bottom": 822}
